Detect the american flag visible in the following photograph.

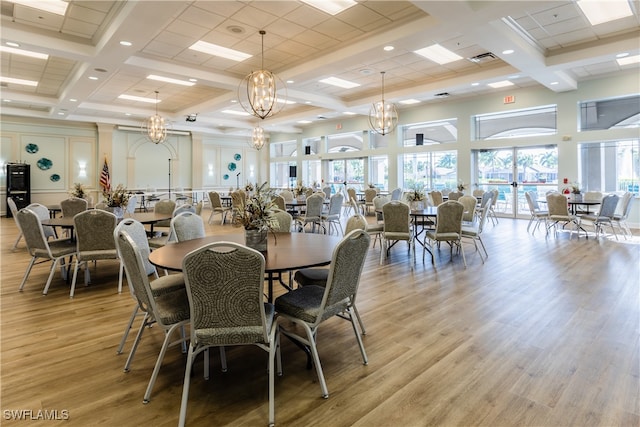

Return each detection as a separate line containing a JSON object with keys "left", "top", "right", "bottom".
{"left": 99, "top": 158, "right": 111, "bottom": 193}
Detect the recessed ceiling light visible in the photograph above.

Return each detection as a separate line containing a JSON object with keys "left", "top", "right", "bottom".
{"left": 125, "top": 113, "right": 131, "bottom": 116}
{"left": 118, "top": 94, "right": 160, "bottom": 103}
{"left": 221, "top": 110, "right": 251, "bottom": 116}
{"left": 230, "top": 100, "right": 237, "bottom": 103}
{"left": 89, "top": 76, "right": 98, "bottom": 80}
{"left": 399, "top": 99, "right": 421, "bottom": 105}
{"left": 57, "top": 112, "right": 65, "bottom": 115}
{"left": 319, "top": 77, "right": 360, "bottom": 89}
{"left": 287, "top": 80, "right": 294, "bottom": 84}
{"left": 616, "top": 52, "right": 629, "bottom": 58}
{"left": 4, "top": 99, "right": 12, "bottom": 102}
{"left": 384, "top": 46, "right": 394, "bottom": 51}
{"left": 119, "top": 41, "right": 132, "bottom": 47}
{"left": 305, "top": 101, "right": 312, "bottom": 104}
{"left": 487, "top": 80, "right": 514, "bottom": 88}
{"left": 11, "top": 0, "right": 68, "bottom": 15}
{"left": 577, "top": 0, "right": 633, "bottom": 25}
{"left": 414, "top": 43, "right": 463, "bottom": 64}
{"left": 300, "top": 0, "right": 356, "bottom": 15}
{"left": 617, "top": 54, "right": 640, "bottom": 66}
{"left": 343, "top": 111, "right": 357, "bottom": 115}
{"left": 69, "top": 98, "right": 77, "bottom": 102}
{"left": 509, "top": 75, "right": 520, "bottom": 79}
{"left": 0, "top": 46, "right": 48, "bottom": 60}
{"left": 189, "top": 40, "right": 251, "bottom": 62}
{"left": 0, "top": 76, "right": 38, "bottom": 87}
{"left": 502, "top": 49, "right": 514, "bottom": 55}
{"left": 550, "top": 81, "right": 559, "bottom": 85}
{"left": 297, "top": 120, "right": 312, "bottom": 124}
{"left": 147, "top": 74, "right": 195, "bottom": 86}
{"left": 5, "top": 42, "right": 20, "bottom": 47}
{"left": 189, "top": 78, "right": 197, "bottom": 82}
{"left": 471, "top": 82, "right": 480, "bottom": 86}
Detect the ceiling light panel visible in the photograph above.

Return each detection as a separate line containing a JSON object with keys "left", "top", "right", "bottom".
{"left": 319, "top": 77, "right": 360, "bottom": 89}
{"left": 488, "top": 80, "right": 514, "bottom": 88}
{"left": 300, "top": 0, "right": 357, "bottom": 15}
{"left": 414, "top": 44, "right": 463, "bottom": 65}
{"left": 147, "top": 74, "right": 195, "bottom": 86}
{"left": 11, "top": 0, "right": 68, "bottom": 15}
{"left": 189, "top": 41, "right": 251, "bottom": 62}
{"left": 0, "top": 76, "right": 38, "bottom": 86}
{"left": 118, "top": 94, "right": 160, "bottom": 103}
{"left": 0, "top": 46, "right": 48, "bottom": 60}
{"left": 617, "top": 55, "right": 640, "bottom": 66}
{"left": 577, "top": 0, "right": 633, "bottom": 26}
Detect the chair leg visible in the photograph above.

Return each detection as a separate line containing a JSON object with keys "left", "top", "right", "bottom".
{"left": 12, "top": 232, "right": 23, "bottom": 250}
{"left": 347, "top": 308, "right": 368, "bottom": 365}
{"left": 459, "top": 239, "right": 467, "bottom": 268}
{"left": 70, "top": 259, "right": 82, "bottom": 298}
{"left": 123, "top": 313, "right": 150, "bottom": 372}
{"left": 303, "top": 323, "right": 329, "bottom": 398}
{"left": 117, "top": 261, "right": 124, "bottom": 293}
{"left": 143, "top": 323, "right": 183, "bottom": 403}
{"left": 178, "top": 344, "right": 196, "bottom": 427}
{"left": 351, "top": 304, "right": 366, "bottom": 335}
{"left": 117, "top": 305, "right": 140, "bottom": 354}
{"left": 19, "top": 256, "right": 37, "bottom": 291}
{"left": 43, "top": 258, "right": 63, "bottom": 295}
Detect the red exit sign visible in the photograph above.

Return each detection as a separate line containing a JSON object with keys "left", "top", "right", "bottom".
{"left": 503, "top": 95, "right": 515, "bottom": 104}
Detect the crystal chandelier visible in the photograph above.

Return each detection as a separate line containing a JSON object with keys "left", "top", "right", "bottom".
{"left": 143, "top": 91, "right": 168, "bottom": 144}
{"left": 251, "top": 125, "right": 266, "bottom": 150}
{"left": 238, "top": 31, "right": 285, "bottom": 120}
{"left": 368, "top": 71, "right": 398, "bottom": 136}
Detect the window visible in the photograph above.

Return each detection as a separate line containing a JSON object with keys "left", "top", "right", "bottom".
{"left": 474, "top": 105, "right": 557, "bottom": 140}
{"left": 579, "top": 95, "right": 640, "bottom": 131}
{"left": 369, "top": 131, "right": 388, "bottom": 149}
{"left": 402, "top": 119, "right": 457, "bottom": 146}
{"left": 270, "top": 140, "right": 297, "bottom": 157}
{"left": 302, "top": 137, "right": 321, "bottom": 155}
{"left": 369, "top": 156, "right": 388, "bottom": 190}
{"left": 327, "top": 131, "right": 363, "bottom": 153}
{"left": 578, "top": 139, "right": 639, "bottom": 194}
{"left": 402, "top": 150, "right": 457, "bottom": 190}
{"left": 302, "top": 159, "right": 321, "bottom": 187}
{"left": 270, "top": 161, "right": 296, "bottom": 189}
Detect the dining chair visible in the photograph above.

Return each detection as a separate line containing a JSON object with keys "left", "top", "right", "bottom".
{"left": 71, "top": 209, "right": 123, "bottom": 297}
{"left": 429, "top": 190, "right": 443, "bottom": 207}
{"left": 458, "top": 195, "right": 477, "bottom": 223}
{"left": 17, "top": 208, "right": 77, "bottom": 295}
{"left": 26, "top": 203, "right": 58, "bottom": 241}
{"left": 125, "top": 195, "right": 137, "bottom": 216}
{"left": 272, "top": 194, "right": 286, "bottom": 211}
{"left": 578, "top": 193, "right": 620, "bottom": 240}
{"left": 472, "top": 189, "right": 485, "bottom": 198}
{"left": 170, "top": 211, "right": 205, "bottom": 242}
{"left": 295, "top": 193, "right": 324, "bottom": 233}
{"left": 60, "top": 197, "right": 88, "bottom": 218}
{"left": 447, "top": 190, "right": 463, "bottom": 201}
{"left": 545, "top": 192, "right": 579, "bottom": 239}
{"left": 390, "top": 187, "right": 403, "bottom": 201}
{"left": 461, "top": 191, "right": 493, "bottom": 263}
{"left": 7, "top": 197, "right": 24, "bottom": 250}
{"left": 279, "top": 189, "right": 294, "bottom": 203}
{"left": 179, "top": 241, "right": 281, "bottom": 427}
{"left": 273, "top": 209, "right": 293, "bottom": 232}
{"left": 152, "top": 199, "right": 176, "bottom": 228}
{"left": 488, "top": 189, "right": 500, "bottom": 225}
{"left": 380, "top": 201, "right": 414, "bottom": 268}
{"left": 321, "top": 192, "right": 344, "bottom": 235}
{"left": 322, "top": 186, "right": 332, "bottom": 199}
{"left": 524, "top": 191, "right": 548, "bottom": 234}
{"left": 114, "top": 229, "right": 189, "bottom": 404}
{"left": 113, "top": 219, "right": 185, "bottom": 365}
{"left": 344, "top": 187, "right": 360, "bottom": 216}
{"left": 275, "top": 229, "right": 370, "bottom": 398}
{"left": 207, "top": 191, "right": 231, "bottom": 225}
{"left": 424, "top": 200, "right": 466, "bottom": 268}
{"left": 612, "top": 192, "right": 634, "bottom": 239}
{"left": 174, "top": 187, "right": 189, "bottom": 205}
{"left": 230, "top": 190, "right": 247, "bottom": 219}
{"left": 363, "top": 188, "right": 377, "bottom": 215}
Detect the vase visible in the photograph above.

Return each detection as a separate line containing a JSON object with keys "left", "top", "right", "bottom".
{"left": 572, "top": 193, "right": 582, "bottom": 202}
{"left": 111, "top": 206, "right": 124, "bottom": 218}
{"left": 245, "top": 228, "right": 268, "bottom": 252}
{"left": 410, "top": 201, "right": 424, "bottom": 210}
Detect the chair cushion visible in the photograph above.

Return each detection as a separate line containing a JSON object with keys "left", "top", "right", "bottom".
{"left": 294, "top": 268, "right": 329, "bottom": 287}
{"left": 150, "top": 273, "right": 185, "bottom": 297}
{"left": 154, "top": 288, "right": 190, "bottom": 325}
{"left": 275, "top": 285, "right": 325, "bottom": 323}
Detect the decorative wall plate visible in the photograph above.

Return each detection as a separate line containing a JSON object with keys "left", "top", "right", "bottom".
{"left": 223, "top": 174, "right": 229, "bottom": 180}
{"left": 227, "top": 162, "right": 236, "bottom": 171}
{"left": 50, "top": 173, "right": 60, "bottom": 182}
{"left": 234, "top": 153, "right": 241, "bottom": 161}
{"left": 25, "top": 143, "right": 39, "bottom": 154}
{"left": 37, "top": 158, "right": 53, "bottom": 170}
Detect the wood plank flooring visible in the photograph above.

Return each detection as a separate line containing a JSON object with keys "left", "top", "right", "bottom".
{"left": 1, "top": 213, "right": 638, "bottom": 426}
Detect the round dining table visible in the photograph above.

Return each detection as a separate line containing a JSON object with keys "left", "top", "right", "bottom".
{"left": 42, "top": 211, "right": 173, "bottom": 239}
{"left": 148, "top": 232, "right": 342, "bottom": 302}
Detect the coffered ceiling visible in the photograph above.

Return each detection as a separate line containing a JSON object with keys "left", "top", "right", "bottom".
{"left": 1, "top": 0, "right": 638, "bottom": 136}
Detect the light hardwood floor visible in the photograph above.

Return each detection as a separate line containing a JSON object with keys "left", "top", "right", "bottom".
{"left": 1, "top": 212, "right": 638, "bottom": 426}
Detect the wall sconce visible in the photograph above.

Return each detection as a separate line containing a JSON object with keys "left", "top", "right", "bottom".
{"left": 78, "top": 161, "right": 87, "bottom": 177}
{"left": 249, "top": 165, "right": 255, "bottom": 179}
{"left": 208, "top": 164, "right": 214, "bottom": 177}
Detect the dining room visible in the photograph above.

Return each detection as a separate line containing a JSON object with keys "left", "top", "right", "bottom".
{"left": 1, "top": 206, "right": 638, "bottom": 426}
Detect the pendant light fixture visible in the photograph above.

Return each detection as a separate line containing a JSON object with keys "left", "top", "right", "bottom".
{"left": 142, "top": 91, "right": 168, "bottom": 144}
{"left": 251, "top": 125, "right": 266, "bottom": 150}
{"left": 368, "top": 71, "right": 398, "bottom": 136}
{"left": 238, "top": 30, "right": 286, "bottom": 120}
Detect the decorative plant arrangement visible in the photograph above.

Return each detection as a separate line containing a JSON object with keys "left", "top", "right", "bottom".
{"left": 70, "top": 182, "right": 86, "bottom": 199}
{"left": 233, "top": 182, "right": 278, "bottom": 251}
{"left": 103, "top": 184, "right": 130, "bottom": 208}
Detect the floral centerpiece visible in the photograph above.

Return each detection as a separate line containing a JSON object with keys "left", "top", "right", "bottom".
{"left": 293, "top": 181, "right": 310, "bottom": 198}
{"left": 457, "top": 181, "right": 466, "bottom": 192}
{"left": 570, "top": 182, "right": 581, "bottom": 194}
{"left": 244, "top": 182, "right": 255, "bottom": 193}
{"left": 103, "top": 184, "right": 130, "bottom": 208}
{"left": 70, "top": 182, "right": 87, "bottom": 199}
{"left": 233, "top": 182, "right": 278, "bottom": 251}
{"left": 407, "top": 183, "right": 426, "bottom": 202}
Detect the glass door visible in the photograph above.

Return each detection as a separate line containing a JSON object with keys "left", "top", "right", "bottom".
{"left": 327, "top": 158, "right": 365, "bottom": 193}
{"left": 475, "top": 146, "right": 558, "bottom": 217}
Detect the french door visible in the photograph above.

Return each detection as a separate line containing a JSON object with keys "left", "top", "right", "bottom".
{"left": 326, "top": 158, "right": 365, "bottom": 192}
{"left": 474, "top": 146, "right": 558, "bottom": 217}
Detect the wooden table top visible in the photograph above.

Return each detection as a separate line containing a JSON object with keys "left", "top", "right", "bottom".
{"left": 148, "top": 232, "right": 342, "bottom": 273}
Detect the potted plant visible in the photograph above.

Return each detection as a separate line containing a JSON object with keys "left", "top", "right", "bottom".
{"left": 233, "top": 182, "right": 278, "bottom": 251}
{"left": 103, "top": 184, "right": 130, "bottom": 217}
{"left": 570, "top": 182, "right": 582, "bottom": 201}
{"left": 70, "top": 182, "right": 87, "bottom": 199}
{"left": 407, "top": 183, "right": 426, "bottom": 210}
